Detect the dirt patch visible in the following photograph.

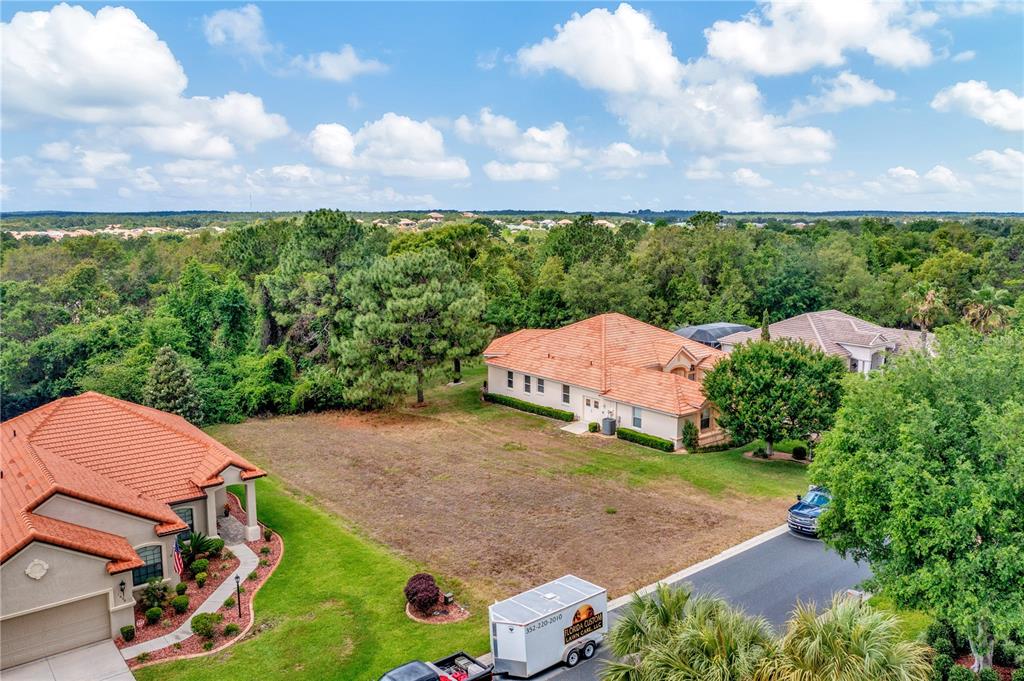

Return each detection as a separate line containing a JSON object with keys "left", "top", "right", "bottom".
{"left": 742, "top": 451, "right": 810, "bottom": 464}
{"left": 211, "top": 396, "right": 791, "bottom": 603}
{"left": 405, "top": 601, "right": 471, "bottom": 625}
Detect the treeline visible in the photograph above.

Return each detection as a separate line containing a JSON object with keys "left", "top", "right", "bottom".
{"left": 1, "top": 210, "right": 1021, "bottom": 423}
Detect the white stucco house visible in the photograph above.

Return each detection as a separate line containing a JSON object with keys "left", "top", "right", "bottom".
{"left": 717, "top": 309, "right": 931, "bottom": 374}
{"left": 0, "top": 392, "right": 265, "bottom": 669}
{"left": 483, "top": 313, "right": 730, "bottom": 450}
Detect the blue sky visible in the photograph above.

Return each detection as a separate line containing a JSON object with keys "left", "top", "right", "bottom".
{"left": 1, "top": 1, "right": 1021, "bottom": 212}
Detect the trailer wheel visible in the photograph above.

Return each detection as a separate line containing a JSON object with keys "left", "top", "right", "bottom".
{"left": 582, "top": 641, "right": 596, "bottom": 659}
{"left": 566, "top": 648, "right": 581, "bottom": 667}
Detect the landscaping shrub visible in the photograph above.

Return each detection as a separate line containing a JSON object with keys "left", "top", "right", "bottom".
{"left": 171, "top": 595, "right": 190, "bottom": 614}
{"left": 926, "top": 621, "right": 957, "bottom": 650}
{"left": 190, "top": 558, "right": 209, "bottom": 575}
{"left": 207, "top": 538, "right": 225, "bottom": 559}
{"left": 978, "top": 669, "right": 999, "bottom": 681}
{"left": 260, "top": 545, "right": 271, "bottom": 555}
{"left": 933, "top": 637, "right": 956, "bottom": 657}
{"left": 195, "top": 572, "right": 208, "bottom": 588}
{"left": 995, "top": 639, "right": 1023, "bottom": 667}
{"left": 681, "top": 420, "right": 699, "bottom": 451}
{"left": 136, "top": 652, "right": 150, "bottom": 664}
{"left": 947, "top": 666, "right": 976, "bottom": 681}
{"left": 289, "top": 365, "right": 348, "bottom": 412}
{"left": 752, "top": 446, "right": 769, "bottom": 458}
{"left": 791, "top": 445, "right": 808, "bottom": 460}
{"left": 931, "top": 654, "right": 953, "bottom": 681}
{"left": 191, "top": 612, "right": 223, "bottom": 639}
{"left": 483, "top": 393, "right": 574, "bottom": 421}
{"left": 223, "top": 596, "right": 236, "bottom": 609}
{"left": 616, "top": 427, "right": 675, "bottom": 452}
{"left": 404, "top": 573, "right": 441, "bottom": 614}
{"left": 202, "top": 641, "right": 215, "bottom": 651}
{"left": 248, "top": 570, "right": 258, "bottom": 580}
{"left": 263, "top": 527, "right": 272, "bottom": 541}
{"left": 259, "top": 558, "right": 269, "bottom": 567}
{"left": 1011, "top": 669, "right": 1024, "bottom": 681}
{"left": 223, "top": 623, "right": 240, "bottom": 637}
{"left": 588, "top": 421, "right": 600, "bottom": 433}
{"left": 141, "top": 579, "right": 168, "bottom": 609}
{"left": 182, "top": 531, "right": 217, "bottom": 565}
{"left": 120, "top": 625, "right": 136, "bottom": 642}
{"left": 175, "top": 581, "right": 188, "bottom": 596}
{"left": 145, "top": 607, "right": 163, "bottom": 625}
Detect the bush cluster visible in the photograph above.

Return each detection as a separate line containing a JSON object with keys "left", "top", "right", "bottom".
{"left": 978, "top": 669, "right": 999, "bottom": 681}
{"left": 404, "top": 573, "right": 441, "bottom": 614}
{"left": 190, "top": 612, "right": 223, "bottom": 639}
{"left": 681, "top": 420, "right": 699, "bottom": 451}
{"left": 931, "top": 654, "right": 954, "bottom": 680}
{"left": 171, "top": 595, "right": 190, "bottom": 614}
{"left": 1011, "top": 668, "right": 1024, "bottom": 681}
{"left": 947, "top": 667, "right": 976, "bottom": 681}
{"left": 223, "top": 596, "right": 236, "bottom": 609}
{"left": 175, "top": 582, "right": 188, "bottom": 596}
{"left": 141, "top": 579, "right": 168, "bottom": 609}
{"left": 616, "top": 427, "right": 675, "bottom": 452}
{"left": 195, "top": 572, "right": 208, "bottom": 588}
{"left": 588, "top": 421, "right": 600, "bottom": 433}
{"left": 791, "top": 445, "right": 808, "bottom": 460}
{"left": 483, "top": 393, "right": 574, "bottom": 421}
{"left": 207, "top": 538, "right": 225, "bottom": 559}
{"left": 190, "top": 558, "right": 209, "bottom": 575}
{"left": 223, "top": 623, "right": 241, "bottom": 637}
{"left": 145, "top": 606, "right": 163, "bottom": 625}
{"left": 120, "top": 625, "right": 136, "bottom": 642}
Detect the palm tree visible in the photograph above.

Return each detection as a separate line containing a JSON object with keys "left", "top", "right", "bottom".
{"left": 903, "top": 282, "right": 947, "bottom": 346}
{"left": 603, "top": 583, "right": 692, "bottom": 681}
{"left": 963, "top": 284, "right": 1014, "bottom": 334}
{"left": 755, "top": 595, "right": 932, "bottom": 681}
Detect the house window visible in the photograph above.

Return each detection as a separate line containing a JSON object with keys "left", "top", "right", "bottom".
{"left": 700, "top": 407, "right": 712, "bottom": 430}
{"left": 537, "top": 378, "right": 545, "bottom": 393}
{"left": 687, "top": 371, "right": 696, "bottom": 381}
{"left": 562, "top": 384, "right": 570, "bottom": 404}
{"left": 132, "top": 545, "right": 163, "bottom": 585}
{"left": 849, "top": 358, "right": 859, "bottom": 372}
{"left": 524, "top": 375, "right": 532, "bottom": 393}
{"left": 507, "top": 371, "right": 514, "bottom": 389}
{"left": 174, "top": 507, "right": 194, "bottom": 536}
{"left": 632, "top": 407, "right": 642, "bottom": 429}
{"left": 585, "top": 398, "right": 591, "bottom": 407}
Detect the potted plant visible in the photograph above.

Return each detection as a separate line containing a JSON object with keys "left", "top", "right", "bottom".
{"left": 223, "top": 503, "right": 230, "bottom": 518}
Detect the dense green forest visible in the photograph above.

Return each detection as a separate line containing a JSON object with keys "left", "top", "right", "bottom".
{"left": 2, "top": 210, "right": 1021, "bottom": 424}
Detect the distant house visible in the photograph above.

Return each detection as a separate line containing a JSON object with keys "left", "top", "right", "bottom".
{"left": 675, "top": 322, "right": 754, "bottom": 349}
{"left": 718, "top": 310, "right": 930, "bottom": 374}
{"left": 556, "top": 219, "right": 573, "bottom": 226}
{"left": 397, "top": 218, "right": 418, "bottom": 230}
{"left": 483, "top": 313, "right": 730, "bottom": 450}
{"left": 593, "top": 219, "right": 615, "bottom": 228}
{"left": 427, "top": 211, "right": 445, "bottom": 220}
{"left": 462, "top": 212, "right": 477, "bottom": 218}
{"left": 1, "top": 393, "right": 265, "bottom": 668}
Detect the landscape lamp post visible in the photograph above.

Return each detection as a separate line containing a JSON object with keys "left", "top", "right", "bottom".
{"left": 235, "top": 574, "right": 242, "bottom": 617}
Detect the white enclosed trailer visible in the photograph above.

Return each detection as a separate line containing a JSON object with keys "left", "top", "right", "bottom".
{"left": 489, "top": 575, "right": 607, "bottom": 678}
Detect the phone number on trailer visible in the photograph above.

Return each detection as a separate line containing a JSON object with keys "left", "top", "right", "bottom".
{"left": 525, "top": 613, "right": 563, "bottom": 634}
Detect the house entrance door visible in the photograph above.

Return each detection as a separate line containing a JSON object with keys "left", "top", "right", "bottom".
{"left": 583, "top": 395, "right": 603, "bottom": 423}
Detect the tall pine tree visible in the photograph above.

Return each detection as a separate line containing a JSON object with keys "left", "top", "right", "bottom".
{"left": 143, "top": 346, "right": 203, "bottom": 423}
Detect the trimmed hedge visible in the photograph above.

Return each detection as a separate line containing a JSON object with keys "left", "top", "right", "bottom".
{"left": 120, "top": 625, "right": 136, "bottom": 642}
{"left": 588, "top": 422, "right": 600, "bottom": 433}
{"left": 616, "top": 427, "right": 675, "bottom": 452}
{"left": 483, "top": 392, "right": 574, "bottom": 421}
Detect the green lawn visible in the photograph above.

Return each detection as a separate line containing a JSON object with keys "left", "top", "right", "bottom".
{"left": 135, "top": 477, "right": 488, "bottom": 681}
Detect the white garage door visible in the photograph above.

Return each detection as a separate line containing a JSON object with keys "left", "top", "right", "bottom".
{"left": 1, "top": 594, "right": 110, "bottom": 669}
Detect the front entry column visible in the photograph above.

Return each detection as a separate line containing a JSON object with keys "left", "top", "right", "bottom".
{"left": 205, "top": 488, "right": 220, "bottom": 537}
{"left": 244, "top": 479, "right": 260, "bottom": 541}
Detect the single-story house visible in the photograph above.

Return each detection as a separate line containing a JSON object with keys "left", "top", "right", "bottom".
{"left": 0, "top": 392, "right": 265, "bottom": 669}
{"left": 718, "top": 309, "right": 931, "bottom": 374}
{"left": 483, "top": 313, "right": 730, "bottom": 450}
{"left": 674, "top": 322, "right": 754, "bottom": 349}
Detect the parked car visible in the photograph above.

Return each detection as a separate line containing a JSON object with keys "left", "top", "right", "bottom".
{"left": 378, "top": 651, "right": 491, "bottom": 681}
{"left": 787, "top": 485, "right": 831, "bottom": 537}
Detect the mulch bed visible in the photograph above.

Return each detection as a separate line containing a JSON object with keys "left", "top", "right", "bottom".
{"left": 116, "top": 553, "right": 240, "bottom": 648}
{"left": 405, "top": 600, "right": 471, "bottom": 625}
{"left": 955, "top": 656, "right": 1017, "bottom": 681}
{"left": 127, "top": 496, "right": 284, "bottom": 669}
{"left": 742, "top": 450, "right": 810, "bottom": 464}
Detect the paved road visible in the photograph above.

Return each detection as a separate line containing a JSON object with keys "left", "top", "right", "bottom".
{"left": 528, "top": 530, "right": 872, "bottom": 681}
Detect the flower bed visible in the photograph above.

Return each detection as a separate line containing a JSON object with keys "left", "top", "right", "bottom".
{"left": 127, "top": 494, "right": 284, "bottom": 670}
{"left": 116, "top": 553, "right": 240, "bottom": 648}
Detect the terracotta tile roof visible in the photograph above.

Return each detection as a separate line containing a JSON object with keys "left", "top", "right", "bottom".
{"left": 718, "top": 310, "right": 931, "bottom": 357}
{"left": 2, "top": 392, "right": 266, "bottom": 571}
{"left": 483, "top": 313, "right": 724, "bottom": 415}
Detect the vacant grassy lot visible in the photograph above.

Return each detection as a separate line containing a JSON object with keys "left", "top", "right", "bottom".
{"left": 209, "top": 366, "right": 807, "bottom": 602}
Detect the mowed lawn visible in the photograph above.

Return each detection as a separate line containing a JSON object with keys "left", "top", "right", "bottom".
{"left": 135, "top": 476, "right": 488, "bottom": 681}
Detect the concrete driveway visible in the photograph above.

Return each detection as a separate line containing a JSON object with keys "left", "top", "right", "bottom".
{"left": 2, "top": 641, "right": 134, "bottom": 681}
{"left": 534, "top": 529, "right": 872, "bottom": 681}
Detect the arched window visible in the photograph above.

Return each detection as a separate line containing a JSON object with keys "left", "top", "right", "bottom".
{"left": 132, "top": 545, "right": 163, "bottom": 585}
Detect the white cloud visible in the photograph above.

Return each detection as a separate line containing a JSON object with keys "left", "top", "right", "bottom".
{"left": 970, "top": 147, "right": 1024, "bottom": 189}
{"left": 476, "top": 48, "right": 500, "bottom": 71}
{"left": 78, "top": 149, "right": 130, "bottom": 175}
{"left": 130, "top": 167, "right": 161, "bottom": 192}
{"left": 203, "top": 4, "right": 272, "bottom": 59}
{"left": 732, "top": 167, "right": 772, "bottom": 188}
{"left": 704, "top": 1, "right": 934, "bottom": 76}
{"left": 347, "top": 94, "right": 363, "bottom": 110}
{"left": 35, "top": 171, "right": 98, "bottom": 192}
{"left": 684, "top": 156, "right": 723, "bottom": 180}
{"left": 133, "top": 123, "right": 236, "bottom": 160}
{"left": 309, "top": 113, "right": 469, "bottom": 180}
{"left": 789, "top": 71, "right": 896, "bottom": 118}
{"left": 455, "top": 108, "right": 577, "bottom": 163}
{"left": 483, "top": 161, "right": 560, "bottom": 182}
{"left": 202, "top": 92, "right": 289, "bottom": 146}
{"left": 586, "top": 142, "right": 669, "bottom": 171}
{"left": 931, "top": 80, "right": 1024, "bottom": 131}
{"left": 292, "top": 45, "right": 387, "bottom": 83}
{"left": 38, "top": 141, "right": 73, "bottom": 162}
{"left": 951, "top": 50, "right": 976, "bottom": 62}
{"left": 877, "top": 165, "right": 970, "bottom": 194}
{"left": 516, "top": 4, "right": 834, "bottom": 164}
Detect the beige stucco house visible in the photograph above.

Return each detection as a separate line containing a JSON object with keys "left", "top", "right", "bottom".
{"left": 718, "top": 309, "right": 931, "bottom": 374}
{"left": 483, "top": 313, "right": 730, "bottom": 450}
{"left": 0, "top": 392, "right": 265, "bottom": 669}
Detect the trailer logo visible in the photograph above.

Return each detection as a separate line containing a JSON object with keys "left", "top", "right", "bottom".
{"left": 563, "top": 604, "right": 602, "bottom": 644}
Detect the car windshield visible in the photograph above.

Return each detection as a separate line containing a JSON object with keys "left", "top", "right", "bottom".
{"left": 804, "top": 491, "right": 830, "bottom": 507}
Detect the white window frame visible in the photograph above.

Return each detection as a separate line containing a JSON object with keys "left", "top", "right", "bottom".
{"left": 562, "top": 384, "right": 570, "bottom": 404}
{"left": 507, "top": 371, "right": 514, "bottom": 389}
{"left": 537, "top": 378, "right": 545, "bottom": 393}
{"left": 524, "top": 375, "right": 532, "bottom": 393}
{"left": 632, "top": 406, "right": 642, "bottom": 429}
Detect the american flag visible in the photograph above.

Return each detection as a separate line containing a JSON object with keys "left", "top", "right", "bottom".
{"left": 173, "top": 540, "right": 184, "bottom": 576}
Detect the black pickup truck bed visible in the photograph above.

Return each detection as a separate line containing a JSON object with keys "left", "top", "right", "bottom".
{"left": 379, "top": 651, "right": 492, "bottom": 681}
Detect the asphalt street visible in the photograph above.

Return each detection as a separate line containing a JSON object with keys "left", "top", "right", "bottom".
{"left": 526, "top": 530, "right": 872, "bottom": 681}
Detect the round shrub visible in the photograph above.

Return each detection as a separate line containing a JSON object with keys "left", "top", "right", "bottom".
{"left": 190, "top": 559, "right": 209, "bottom": 575}
{"left": 195, "top": 572, "right": 208, "bottom": 588}
{"left": 947, "top": 666, "right": 976, "bottom": 681}
{"left": 223, "top": 596, "right": 236, "bottom": 609}
{"left": 791, "top": 445, "right": 808, "bottom": 460}
{"left": 260, "top": 545, "right": 271, "bottom": 555}
{"left": 202, "top": 641, "right": 214, "bottom": 651}
{"left": 588, "top": 422, "right": 600, "bottom": 433}
{"left": 404, "top": 573, "right": 441, "bottom": 614}
{"left": 190, "top": 612, "right": 223, "bottom": 639}
{"left": 141, "top": 579, "right": 169, "bottom": 609}
{"left": 171, "top": 595, "right": 190, "bottom": 614}
{"left": 207, "top": 538, "right": 225, "bottom": 559}
{"left": 145, "top": 607, "right": 163, "bottom": 625}
{"left": 223, "top": 623, "right": 240, "bottom": 637}
{"left": 259, "top": 558, "right": 269, "bottom": 567}
{"left": 120, "top": 625, "right": 136, "bottom": 642}
{"left": 175, "top": 581, "right": 188, "bottom": 596}
{"left": 931, "top": 654, "right": 954, "bottom": 681}
{"left": 926, "top": 621, "right": 957, "bottom": 649}
{"left": 263, "top": 527, "right": 272, "bottom": 541}
{"left": 1011, "top": 669, "right": 1024, "bottom": 681}
{"left": 933, "top": 637, "right": 956, "bottom": 657}
{"left": 248, "top": 570, "right": 258, "bottom": 581}
{"left": 978, "top": 669, "right": 999, "bottom": 681}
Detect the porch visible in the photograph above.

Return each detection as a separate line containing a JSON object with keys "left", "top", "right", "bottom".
{"left": 203, "top": 473, "right": 260, "bottom": 542}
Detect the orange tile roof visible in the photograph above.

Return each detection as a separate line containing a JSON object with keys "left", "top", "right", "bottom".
{"left": 2, "top": 392, "right": 266, "bottom": 572}
{"left": 483, "top": 313, "right": 724, "bottom": 415}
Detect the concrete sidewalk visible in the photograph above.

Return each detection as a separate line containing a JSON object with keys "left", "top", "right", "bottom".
{"left": 3, "top": 641, "right": 133, "bottom": 681}
{"left": 120, "top": 542, "right": 258, "bottom": 659}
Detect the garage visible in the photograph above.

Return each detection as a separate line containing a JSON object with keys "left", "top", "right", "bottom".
{"left": 1, "top": 595, "right": 110, "bottom": 670}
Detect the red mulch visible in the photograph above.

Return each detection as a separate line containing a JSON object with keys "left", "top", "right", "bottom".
{"left": 126, "top": 497, "right": 284, "bottom": 668}
{"left": 955, "top": 656, "right": 1018, "bottom": 681}
{"left": 116, "top": 552, "right": 240, "bottom": 647}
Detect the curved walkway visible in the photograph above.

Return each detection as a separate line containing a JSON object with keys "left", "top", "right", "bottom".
{"left": 120, "top": 542, "right": 258, "bottom": 659}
